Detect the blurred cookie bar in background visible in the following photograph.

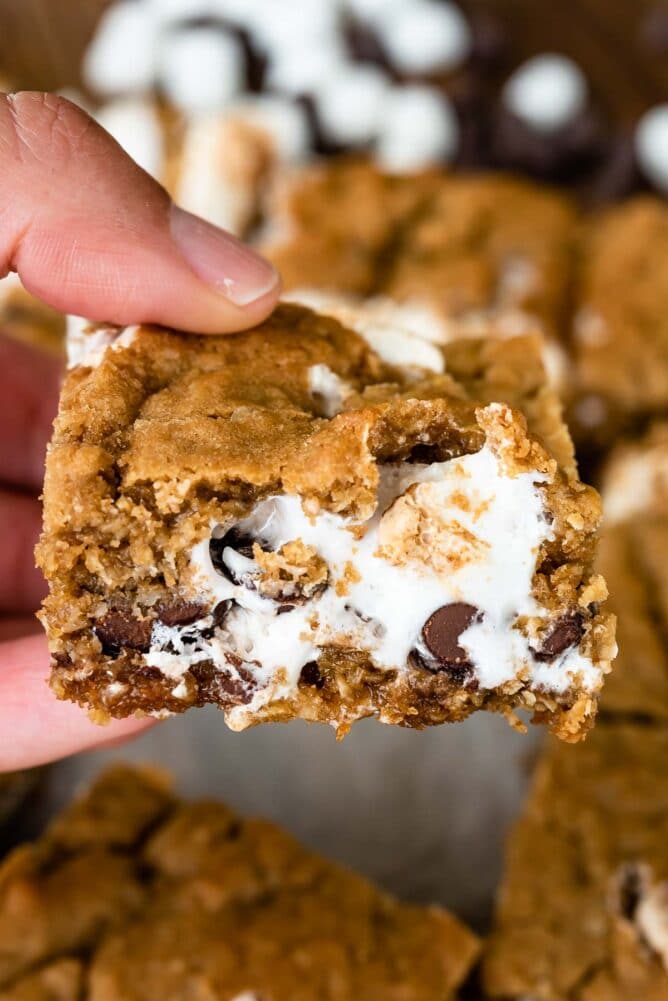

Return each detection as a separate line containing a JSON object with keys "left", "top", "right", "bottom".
{"left": 0, "top": 764, "right": 480, "bottom": 999}
{"left": 484, "top": 721, "right": 668, "bottom": 1000}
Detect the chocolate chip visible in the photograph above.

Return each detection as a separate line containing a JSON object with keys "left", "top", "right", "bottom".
{"left": 300, "top": 661, "right": 325, "bottom": 689}
{"left": 189, "top": 658, "right": 256, "bottom": 707}
{"left": 405, "top": 443, "right": 444, "bottom": 464}
{"left": 95, "top": 611, "right": 153, "bottom": 656}
{"left": 343, "top": 15, "right": 389, "bottom": 69}
{"left": 210, "top": 526, "right": 259, "bottom": 585}
{"left": 534, "top": 612, "right": 584, "bottom": 662}
{"left": 213, "top": 600, "right": 234, "bottom": 627}
{"left": 419, "top": 603, "right": 481, "bottom": 676}
{"left": 277, "top": 604, "right": 296, "bottom": 615}
{"left": 492, "top": 105, "right": 606, "bottom": 182}
{"left": 157, "top": 600, "right": 207, "bottom": 627}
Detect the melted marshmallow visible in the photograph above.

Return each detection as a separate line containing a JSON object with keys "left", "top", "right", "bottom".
{"left": 146, "top": 440, "right": 599, "bottom": 726}
{"left": 66, "top": 317, "right": 139, "bottom": 370}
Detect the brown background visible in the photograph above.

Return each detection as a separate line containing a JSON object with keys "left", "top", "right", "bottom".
{"left": 0, "top": 0, "right": 667, "bottom": 119}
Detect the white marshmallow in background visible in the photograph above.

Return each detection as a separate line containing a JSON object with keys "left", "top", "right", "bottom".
{"left": 635, "top": 104, "right": 668, "bottom": 194}
{"left": 266, "top": 38, "right": 347, "bottom": 95}
{"left": 146, "top": 0, "right": 220, "bottom": 24}
{"left": 314, "top": 63, "right": 390, "bottom": 146}
{"left": 176, "top": 97, "right": 312, "bottom": 234}
{"left": 83, "top": 0, "right": 158, "bottom": 97}
{"left": 346, "top": 0, "right": 406, "bottom": 20}
{"left": 376, "top": 85, "right": 459, "bottom": 171}
{"left": 96, "top": 98, "right": 166, "bottom": 179}
{"left": 378, "top": 0, "right": 472, "bottom": 74}
{"left": 502, "top": 54, "right": 588, "bottom": 133}
{"left": 247, "top": 0, "right": 342, "bottom": 57}
{"left": 158, "top": 24, "right": 245, "bottom": 113}
{"left": 232, "top": 95, "right": 312, "bottom": 161}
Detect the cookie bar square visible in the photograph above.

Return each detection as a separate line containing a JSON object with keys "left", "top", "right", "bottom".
{"left": 0, "top": 765, "right": 479, "bottom": 1000}
{"left": 571, "top": 196, "right": 668, "bottom": 446}
{"left": 596, "top": 423, "right": 668, "bottom": 719}
{"left": 265, "top": 162, "right": 575, "bottom": 391}
{"left": 483, "top": 721, "right": 668, "bottom": 1000}
{"left": 37, "top": 303, "right": 615, "bottom": 739}
{"left": 264, "top": 158, "right": 438, "bottom": 296}
{"left": 265, "top": 162, "right": 576, "bottom": 341}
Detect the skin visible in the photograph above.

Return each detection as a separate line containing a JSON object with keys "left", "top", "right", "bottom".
{"left": 0, "top": 93, "right": 281, "bottom": 771}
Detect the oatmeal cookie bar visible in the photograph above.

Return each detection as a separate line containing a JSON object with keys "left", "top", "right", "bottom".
{"left": 483, "top": 721, "right": 668, "bottom": 1000}
{"left": 265, "top": 162, "right": 575, "bottom": 389}
{"left": 596, "top": 423, "right": 668, "bottom": 719}
{"left": 37, "top": 303, "right": 615, "bottom": 739}
{"left": 571, "top": 197, "right": 668, "bottom": 446}
{"left": 265, "top": 162, "right": 577, "bottom": 342}
{"left": 0, "top": 765, "right": 479, "bottom": 1000}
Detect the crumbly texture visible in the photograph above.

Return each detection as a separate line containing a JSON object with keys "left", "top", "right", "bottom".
{"left": 0, "top": 280, "right": 65, "bottom": 356}
{"left": 264, "top": 161, "right": 577, "bottom": 343}
{"left": 570, "top": 197, "right": 668, "bottom": 447}
{"left": 0, "top": 765, "right": 479, "bottom": 1000}
{"left": 596, "top": 423, "right": 668, "bottom": 719}
{"left": 37, "top": 303, "right": 614, "bottom": 740}
{"left": 483, "top": 721, "right": 668, "bottom": 1000}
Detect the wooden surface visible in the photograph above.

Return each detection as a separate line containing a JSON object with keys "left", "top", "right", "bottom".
{"left": 0, "top": 0, "right": 666, "bottom": 120}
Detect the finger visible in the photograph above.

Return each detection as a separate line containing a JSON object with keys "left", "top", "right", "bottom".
{"left": 0, "top": 336, "right": 61, "bottom": 490}
{"left": 0, "top": 616, "right": 40, "bottom": 642}
{"left": 0, "top": 92, "right": 280, "bottom": 334}
{"left": 0, "top": 633, "right": 155, "bottom": 772}
{"left": 0, "top": 489, "right": 45, "bottom": 612}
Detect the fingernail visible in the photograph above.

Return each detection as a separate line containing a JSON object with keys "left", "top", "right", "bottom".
{"left": 170, "top": 206, "right": 279, "bottom": 306}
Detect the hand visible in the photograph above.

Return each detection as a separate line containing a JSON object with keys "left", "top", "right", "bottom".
{"left": 0, "top": 92, "right": 280, "bottom": 771}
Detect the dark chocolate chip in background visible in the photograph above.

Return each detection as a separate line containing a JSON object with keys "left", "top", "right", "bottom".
{"left": 491, "top": 104, "right": 607, "bottom": 182}
{"left": 343, "top": 14, "right": 390, "bottom": 70}
{"left": 534, "top": 612, "right": 584, "bottom": 663}
{"left": 157, "top": 600, "right": 208, "bottom": 627}
{"left": 300, "top": 661, "right": 325, "bottom": 689}
{"left": 640, "top": 5, "right": 668, "bottom": 56}
{"left": 420, "top": 602, "right": 481, "bottom": 676}
{"left": 468, "top": 10, "right": 508, "bottom": 70}
{"left": 585, "top": 131, "right": 645, "bottom": 207}
{"left": 95, "top": 611, "right": 153, "bottom": 656}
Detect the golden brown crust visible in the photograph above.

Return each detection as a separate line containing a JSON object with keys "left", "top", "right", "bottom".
{"left": 483, "top": 721, "right": 668, "bottom": 1000}
{"left": 0, "top": 766, "right": 479, "bottom": 1000}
